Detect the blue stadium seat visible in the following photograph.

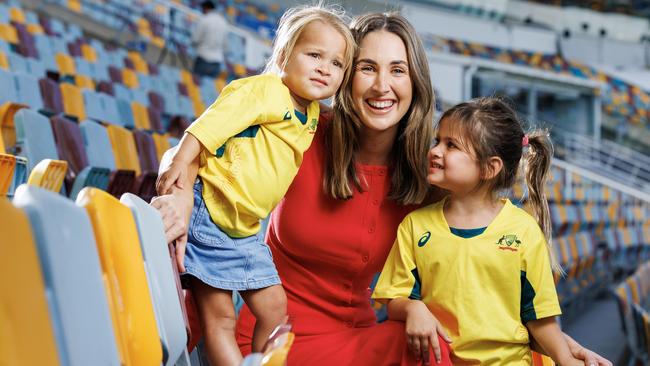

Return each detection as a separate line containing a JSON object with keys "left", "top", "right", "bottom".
{"left": 74, "top": 57, "right": 92, "bottom": 77}
{"left": 7, "top": 51, "right": 28, "bottom": 74}
{"left": 0, "top": 68, "right": 18, "bottom": 104}
{"left": 79, "top": 119, "right": 116, "bottom": 170}
{"left": 26, "top": 57, "right": 46, "bottom": 78}
{"left": 120, "top": 193, "right": 190, "bottom": 366}
{"left": 14, "top": 108, "right": 59, "bottom": 172}
{"left": 13, "top": 185, "right": 121, "bottom": 366}
{"left": 116, "top": 98, "right": 135, "bottom": 128}
{"left": 82, "top": 90, "right": 104, "bottom": 122}
{"left": 14, "top": 72, "right": 44, "bottom": 110}
{"left": 114, "top": 83, "right": 133, "bottom": 101}
{"left": 99, "top": 93, "right": 122, "bottom": 126}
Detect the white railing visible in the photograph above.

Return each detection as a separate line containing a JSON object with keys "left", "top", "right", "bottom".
{"left": 552, "top": 131, "right": 650, "bottom": 194}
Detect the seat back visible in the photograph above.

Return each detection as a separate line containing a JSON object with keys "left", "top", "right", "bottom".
{"left": 13, "top": 185, "right": 120, "bottom": 366}
{"left": 60, "top": 83, "right": 86, "bottom": 120}
{"left": 14, "top": 72, "right": 43, "bottom": 110}
{"left": 50, "top": 115, "right": 88, "bottom": 176}
{"left": 133, "top": 130, "right": 159, "bottom": 173}
{"left": 0, "top": 153, "right": 15, "bottom": 195}
{"left": 0, "top": 198, "right": 61, "bottom": 365}
{"left": 39, "top": 77, "right": 64, "bottom": 114}
{"left": 0, "top": 68, "right": 17, "bottom": 104}
{"left": 106, "top": 124, "right": 140, "bottom": 175}
{"left": 27, "top": 158, "right": 67, "bottom": 192}
{"left": 120, "top": 193, "right": 189, "bottom": 366}
{"left": 76, "top": 187, "right": 162, "bottom": 366}
{"left": 14, "top": 108, "right": 59, "bottom": 171}
{"left": 79, "top": 119, "right": 116, "bottom": 170}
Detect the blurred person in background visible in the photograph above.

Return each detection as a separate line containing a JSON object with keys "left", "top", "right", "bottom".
{"left": 192, "top": 0, "right": 228, "bottom": 77}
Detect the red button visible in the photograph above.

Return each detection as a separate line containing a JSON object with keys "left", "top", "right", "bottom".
{"left": 372, "top": 199, "right": 379, "bottom": 205}
{"left": 362, "top": 255, "right": 369, "bottom": 262}
{"left": 346, "top": 321, "right": 353, "bottom": 327}
{"left": 343, "top": 283, "right": 351, "bottom": 290}
{"left": 368, "top": 227, "right": 375, "bottom": 233}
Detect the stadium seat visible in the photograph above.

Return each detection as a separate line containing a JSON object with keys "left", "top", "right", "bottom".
{"left": 0, "top": 68, "right": 17, "bottom": 104}
{"left": 120, "top": 193, "right": 190, "bottom": 366}
{"left": 0, "top": 198, "right": 61, "bottom": 366}
{"left": 27, "top": 158, "right": 67, "bottom": 192}
{"left": 13, "top": 185, "right": 121, "bottom": 366}
{"left": 76, "top": 187, "right": 163, "bottom": 366}
{"left": 60, "top": 83, "right": 86, "bottom": 120}
{"left": 0, "top": 153, "right": 15, "bottom": 195}
{"left": 14, "top": 72, "right": 44, "bottom": 110}
{"left": 14, "top": 108, "right": 59, "bottom": 172}
{"left": 152, "top": 132, "right": 171, "bottom": 161}
{"left": 106, "top": 124, "right": 140, "bottom": 175}
{"left": 55, "top": 52, "right": 76, "bottom": 76}
{"left": 39, "top": 77, "right": 65, "bottom": 115}
{"left": 79, "top": 120, "right": 135, "bottom": 198}
{"left": 132, "top": 102, "right": 151, "bottom": 130}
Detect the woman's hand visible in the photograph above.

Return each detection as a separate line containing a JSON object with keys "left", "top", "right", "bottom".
{"left": 150, "top": 193, "right": 193, "bottom": 272}
{"left": 565, "top": 334, "right": 612, "bottom": 366}
{"left": 405, "top": 300, "right": 451, "bottom": 365}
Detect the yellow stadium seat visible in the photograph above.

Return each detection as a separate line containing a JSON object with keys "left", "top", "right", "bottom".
{"left": 26, "top": 24, "right": 44, "bottom": 34}
{"left": 27, "top": 159, "right": 68, "bottom": 192}
{"left": 531, "top": 352, "right": 554, "bottom": 366}
{"left": 180, "top": 69, "right": 193, "bottom": 86}
{"left": 56, "top": 53, "right": 76, "bottom": 75}
{"left": 0, "top": 51, "right": 7, "bottom": 70}
{"left": 75, "top": 74, "right": 96, "bottom": 90}
{"left": 152, "top": 132, "right": 171, "bottom": 161}
{"left": 81, "top": 44, "right": 97, "bottom": 63}
{"left": 106, "top": 124, "right": 141, "bottom": 175}
{"left": 60, "top": 83, "right": 86, "bottom": 120}
{"left": 127, "top": 51, "right": 148, "bottom": 74}
{"left": 0, "top": 24, "right": 18, "bottom": 44}
{"left": 76, "top": 188, "right": 162, "bottom": 366}
{"left": 215, "top": 77, "right": 227, "bottom": 92}
{"left": 152, "top": 36, "right": 165, "bottom": 48}
{"left": 131, "top": 102, "right": 151, "bottom": 130}
{"left": 0, "top": 153, "right": 16, "bottom": 195}
{"left": 67, "top": 0, "right": 82, "bottom": 12}
{"left": 0, "top": 199, "right": 61, "bottom": 365}
{"left": 9, "top": 7, "right": 25, "bottom": 24}
{"left": 0, "top": 102, "right": 28, "bottom": 150}
{"left": 122, "top": 68, "right": 139, "bottom": 89}
{"left": 192, "top": 98, "right": 206, "bottom": 117}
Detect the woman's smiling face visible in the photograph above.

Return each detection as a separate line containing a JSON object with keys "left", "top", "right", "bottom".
{"left": 352, "top": 30, "right": 413, "bottom": 134}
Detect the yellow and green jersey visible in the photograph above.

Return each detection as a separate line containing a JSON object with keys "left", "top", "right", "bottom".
{"left": 187, "top": 73, "right": 319, "bottom": 237}
{"left": 372, "top": 197, "right": 561, "bottom": 365}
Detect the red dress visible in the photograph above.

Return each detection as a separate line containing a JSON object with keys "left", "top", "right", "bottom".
{"left": 235, "top": 124, "right": 452, "bottom": 366}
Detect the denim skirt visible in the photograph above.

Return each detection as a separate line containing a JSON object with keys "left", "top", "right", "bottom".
{"left": 183, "top": 181, "right": 281, "bottom": 291}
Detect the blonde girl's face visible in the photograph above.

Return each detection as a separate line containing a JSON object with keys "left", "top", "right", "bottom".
{"left": 281, "top": 21, "right": 347, "bottom": 111}
{"left": 352, "top": 30, "right": 413, "bottom": 134}
{"left": 427, "top": 118, "right": 482, "bottom": 194}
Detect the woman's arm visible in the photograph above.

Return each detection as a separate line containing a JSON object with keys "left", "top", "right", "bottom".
{"left": 529, "top": 329, "right": 612, "bottom": 366}
{"left": 150, "top": 147, "right": 198, "bottom": 272}
{"left": 527, "top": 317, "right": 582, "bottom": 366}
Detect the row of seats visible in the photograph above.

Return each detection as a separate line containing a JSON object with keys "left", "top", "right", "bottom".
{"left": 1, "top": 107, "right": 172, "bottom": 201}
{"left": 422, "top": 33, "right": 650, "bottom": 131}
{"left": 613, "top": 261, "right": 650, "bottom": 365}
{"left": 2, "top": 184, "right": 189, "bottom": 365}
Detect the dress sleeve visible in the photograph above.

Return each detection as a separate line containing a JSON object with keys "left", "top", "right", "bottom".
{"left": 371, "top": 217, "right": 420, "bottom": 303}
{"left": 520, "top": 227, "right": 562, "bottom": 323}
{"left": 186, "top": 79, "right": 269, "bottom": 154}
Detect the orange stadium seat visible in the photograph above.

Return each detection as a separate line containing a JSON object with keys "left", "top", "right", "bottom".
{"left": 55, "top": 53, "right": 76, "bottom": 76}
{"left": 27, "top": 158, "right": 68, "bottom": 192}
{"left": 61, "top": 83, "right": 86, "bottom": 120}
{"left": 0, "top": 199, "right": 60, "bottom": 365}
{"left": 76, "top": 188, "right": 162, "bottom": 365}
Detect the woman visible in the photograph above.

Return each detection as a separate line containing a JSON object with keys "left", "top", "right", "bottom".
{"left": 153, "top": 12, "right": 611, "bottom": 366}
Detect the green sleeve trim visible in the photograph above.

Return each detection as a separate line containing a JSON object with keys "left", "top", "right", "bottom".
{"left": 521, "top": 270, "right": 537, "bottom": 323}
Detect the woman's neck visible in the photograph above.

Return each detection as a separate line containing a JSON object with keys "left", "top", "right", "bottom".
{"left": 355, "top": 125, "right": 398, "bottom": 166}
{"left": 444, "top": 191, "right": 504, "bottom": 229}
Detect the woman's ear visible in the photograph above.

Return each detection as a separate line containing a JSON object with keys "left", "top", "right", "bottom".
{"left": 483, "top": 156, "right": 503, "bottom": 180}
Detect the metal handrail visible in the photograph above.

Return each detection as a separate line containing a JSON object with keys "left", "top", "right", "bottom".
{"left": 552, "top": 131, "right": 650, "bottom": 192}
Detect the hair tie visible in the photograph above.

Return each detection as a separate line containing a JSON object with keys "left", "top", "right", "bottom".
{"left": 522, "top": 135, "right": 529, "bottom": 148}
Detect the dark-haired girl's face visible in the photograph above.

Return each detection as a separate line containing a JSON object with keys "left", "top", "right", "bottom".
{"left": 427, "top": 118, "right": 481, "bottom": 193}
{"left": 352, "top": 30, "right": 412, "bottom": 134}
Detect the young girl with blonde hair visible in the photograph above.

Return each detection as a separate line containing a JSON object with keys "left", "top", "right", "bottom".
{"left": 155, "top": 5, "right": 355, "bottom": 365}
